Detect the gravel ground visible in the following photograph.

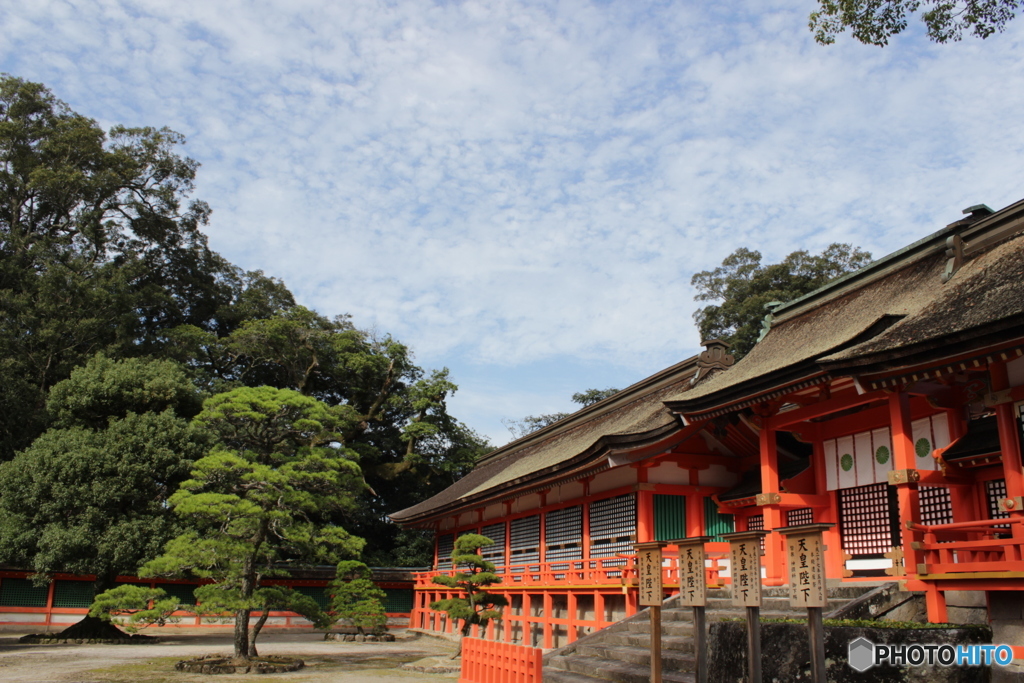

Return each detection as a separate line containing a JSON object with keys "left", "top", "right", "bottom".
{"left": 0, "top": 628, "right": 460, "bottom": 683}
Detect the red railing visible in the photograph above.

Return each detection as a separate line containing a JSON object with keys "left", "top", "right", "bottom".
{"left": 419, "top": 542, "right": 729, "bottom": 590}
{"left": 459, "top": 637, "right": 542, "bottom": 683}
{"left": 910, "top": 516, "right": 1024, "bottom": 575}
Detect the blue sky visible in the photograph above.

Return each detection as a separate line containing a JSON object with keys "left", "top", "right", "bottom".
{"left": 5, "top": 0, "right": 1024, "bottom": 446}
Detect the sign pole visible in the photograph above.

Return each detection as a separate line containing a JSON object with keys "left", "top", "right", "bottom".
{"left": 634, "top": 541, "right": 667, "bottom": 683}
{"left": 670, "top": 536, "right": 712, "bottom": 683}
{"left": 721, "top": 530, "right": 768, "bottom": 683}
{"left": 779, "top": 523, "right": 834, "bottom": 683}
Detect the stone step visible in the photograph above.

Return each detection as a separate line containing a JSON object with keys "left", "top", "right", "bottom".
{"left": 576, "top": 643, "right": 697, "bottom": 671}
{"left": 626, "top": 620, "right": 694, "bottom": 637}
{"left": 602, "top": 632, "right": 695, "bottom": 652}
{"left": 546, "top": 655, "right": 696, "bottom": 683}
{"left": 543, "top": 668, "right": 613, "bottom": 683}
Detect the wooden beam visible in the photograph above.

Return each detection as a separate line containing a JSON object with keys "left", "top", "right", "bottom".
{"left": 768, "top": 390, "right": 888, "bottom": 428}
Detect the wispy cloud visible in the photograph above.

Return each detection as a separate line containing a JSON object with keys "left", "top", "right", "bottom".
{"left": 5, "top": 0, "right": 1024, "bottom": 443}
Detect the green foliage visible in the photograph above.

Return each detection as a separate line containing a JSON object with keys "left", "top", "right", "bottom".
{"left": 47, "top": 354, "right": 204, "bottom": 429}
{"left": 0, "top": 356, "right": 209, "bottom": 590}
{"left": 502, "top": 387, "right": 622, "bottom": 439}
{"left": 430, "top": 534, "right": 506, "bottom": 653}
{"left": 192, "top": 584, "right": 334, "bottom": 630}
{"left": 329, "top": 561, "right": 388, "bottom": 633}
{"left": 810, "top": 0, "right": 1018, "bottom": 45}
{"left": 691, "top": 244, "right": 872, "bottom": 359}
{"left": 89, "top": 584, "right": 182, "bottom": 631}
{"left": 571, "top": 387, "right": 620, "bottom": 407}
{"left": 0, "top": 74, "right": 487, "bottom": 571}
{"left": 141, "top": 386, "right": 365, "bottom": 658}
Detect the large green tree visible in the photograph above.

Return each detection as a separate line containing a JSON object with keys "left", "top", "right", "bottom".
{"left": 0, "top": 75, "right": 292, "bottom": 461}
{"left": 0, "top": 75, "right": 485, "bottom": 569}
{"left": 810, "top": 0, "right": 1018, "bottom": 45}
{"left": 0, "top": 355, "right": 209, "bottom": 596}
{"left": 170, "top": 305, "right": 489, "bottom": 565}
{"left": 691, "top": 244, "right": 872, "bottom": 360}
{"left": 140, "top": 386, "right": 365, "bottom": 659}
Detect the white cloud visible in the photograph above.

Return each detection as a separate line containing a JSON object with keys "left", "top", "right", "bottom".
{"left": 4, "top": 0, "right": 1024, "bottom": 444}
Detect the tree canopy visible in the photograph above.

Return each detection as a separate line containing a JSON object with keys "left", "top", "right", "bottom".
{"left": 430, "top": 534, "right": 506, "bottom": 658}
{"left": 0, "top": 355, "right": 209, "bottom": 593}
{"left": 810, "top": 0, "right": 1019, "bottom": 45}
{"left": 691, "top": 244, "right": 872, "bottom": 359}
{"left": 141, "top": 386, "right": 365, "bottom": 658}
{"left": 0, "top": 74, "right": 487, "bottom": 569}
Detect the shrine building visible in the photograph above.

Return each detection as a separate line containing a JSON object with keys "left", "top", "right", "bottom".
{"left": 390, "top": 197, "right": 1024, "bottom": 656}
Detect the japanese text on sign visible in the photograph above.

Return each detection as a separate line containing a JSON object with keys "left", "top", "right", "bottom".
{"left": 637, "top": 547, "right": 663, "bottom": 606}
{"left": 785, "top": 532, "right": 827, "bottom": 608}
{"left": 677, "top": 543, "right": 707, "bottom": 607}
{"left": 728, "top": 540, "right": 762, "bottom": 607}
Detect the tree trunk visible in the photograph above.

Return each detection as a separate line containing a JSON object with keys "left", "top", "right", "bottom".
{"left": 248, "top": 609, "right": 271, "bottom": 657}
{"left": 233, "top": 608, "right": 251, "bottom": 659}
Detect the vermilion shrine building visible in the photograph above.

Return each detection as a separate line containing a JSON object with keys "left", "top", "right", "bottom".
{"left": 391, "top": 198, "right": 1024, "bottom": 655}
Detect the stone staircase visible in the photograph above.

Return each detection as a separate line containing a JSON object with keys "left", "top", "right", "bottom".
{"left": 543, "top": 585, "right": 876, "bottom": 683}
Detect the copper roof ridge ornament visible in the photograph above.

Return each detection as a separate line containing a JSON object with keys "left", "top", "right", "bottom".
{"left": 690, "top": 339, "right": 736, "bottom": 386}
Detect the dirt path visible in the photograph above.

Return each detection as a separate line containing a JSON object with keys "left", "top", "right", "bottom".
{"left": 0, "top": 629, "right": 460, "bottom": 683}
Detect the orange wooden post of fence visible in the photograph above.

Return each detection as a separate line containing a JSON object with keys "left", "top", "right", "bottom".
{"left": 459, "top": 638, "right": 542, "bottom": 683}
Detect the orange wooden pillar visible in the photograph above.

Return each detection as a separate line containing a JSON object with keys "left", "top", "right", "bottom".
{"left": 991, "top": 362, "right": 1024, "bottom": 523}
{"left": 758, "top": 425, "right": 786, "bottom": 585}
{"left": 521, "top": 593, "right": 531, "bottom": 645}
{"left": 889, "top": 391, "right": 944, "bottom": 620}
{"left": 542, "top": 592, "right": 553, "bottom": 649}
{"left": 686, "top": 490, "right": 704, "bottom": 538}
{"left": 811, "top": 433, "right": 844, "bottom": 579}
{"left": 567, "top": 592, "right": 578, "bottom": 644}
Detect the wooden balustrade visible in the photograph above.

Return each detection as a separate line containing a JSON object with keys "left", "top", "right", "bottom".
{"left": 909, "top": 517, "right": 1024, "bottom": 576}
{"left": 459, "top": 637, "right": 542, "bottom": 683}
{"left": 416, "top": 542, "right": 730, "bottom": 590}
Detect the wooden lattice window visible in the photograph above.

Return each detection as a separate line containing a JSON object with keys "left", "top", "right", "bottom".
{"left": 436, "top": 534, "right": 455, "bottom": 568}
{"left": 0, "top": 578, "right": 48, "bottom": 607}
{"left": 838, "top": 482, "right": 900, "bottom": 557}
{"left": 545, "top": 506, "right": 583, "bottom": 563}
{"left": 53, "top": 580, "right": 94, "bottom": 608}
{"left": 589, "top": 493, "right": 636, "bottom": 559}
{"left": 786, "top": 508, "right": 814, "bottom": 526}
{"left": 481, "top": 522, "right": 507, "bottom": 569}
{"left": 509, "top": 515, "right": 541, "bottom": 567}
{"left": 747, "top": 513, "right": 765, "bottom": 552}
{"left": 987, "top": 479, "right": 1010, "bottom": 529}
{"left": 919, "top": 486, "right": 954, "bottom": 527}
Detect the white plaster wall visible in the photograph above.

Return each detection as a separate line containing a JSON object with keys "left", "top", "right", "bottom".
{"left": 590, "top": 466, "right": 636, "bottom": 495}
{"left": 552, "top": 480, "right": 584, "bottom": 504}
{"left": 698, "top": 464, "right": 738, "bottom": 488}
{"left": 509, "top": 492, "right": 541, "bottom": 515}
{"left": 482, "top": 502, "right": 504, "bottom": 522}
{"left": 646, "top": 462, "right": 689, "bottom": 485}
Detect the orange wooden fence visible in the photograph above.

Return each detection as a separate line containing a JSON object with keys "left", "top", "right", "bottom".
{"left": 459, "top": 637, "right": 542, "bottom": 683}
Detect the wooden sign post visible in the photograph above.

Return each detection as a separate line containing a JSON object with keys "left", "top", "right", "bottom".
{"left": 721, "top": 530, "right": 768, "bottom": 683}
{"left": 634, "top": 541, "right": 667, "bottom": 683}
{"left": 672, "top": 537, "right": 712, "bottom": 683}
{"left": 779, "top": 524, "right": 833, "bottom": 683}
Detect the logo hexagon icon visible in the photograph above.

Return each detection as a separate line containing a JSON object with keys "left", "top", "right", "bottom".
{"left": 848, "top": 637, "right": 875, "bottom": 672}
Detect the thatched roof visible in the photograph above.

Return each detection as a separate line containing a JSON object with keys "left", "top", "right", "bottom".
{"left": 390, "top": 357, "right": 700, "bottom": 525}
{"left": 667, "top": 198, "right": 1024, "bottom": 418}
